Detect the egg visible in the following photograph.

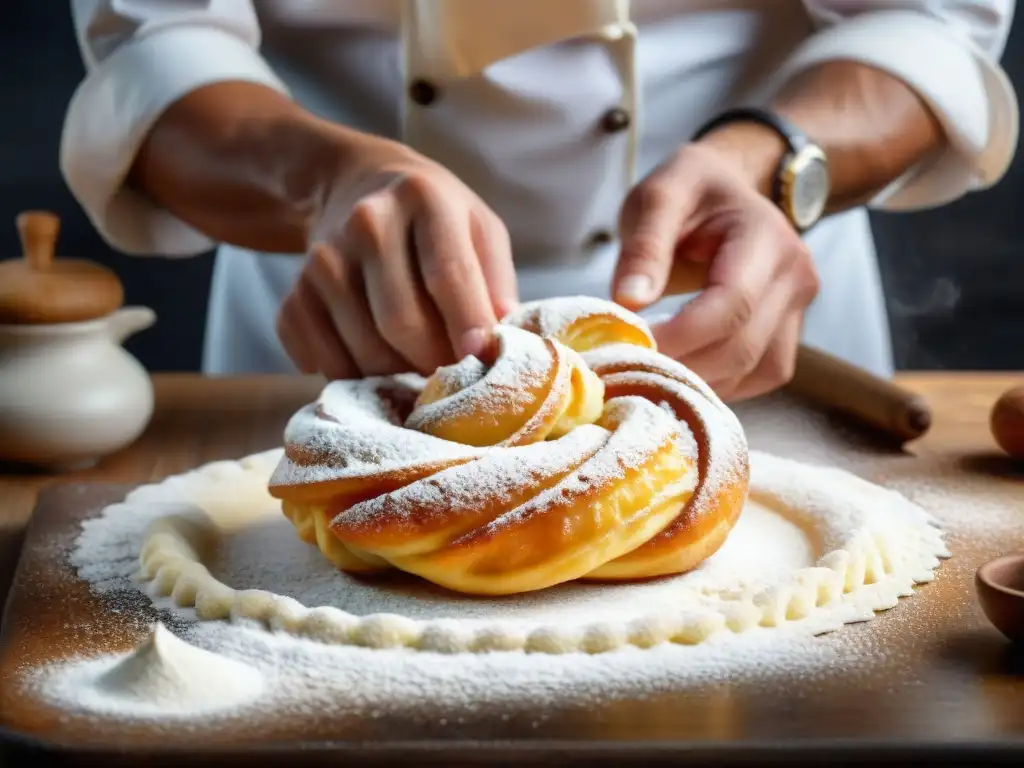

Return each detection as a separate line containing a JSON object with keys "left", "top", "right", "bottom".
{"left": 990, "top": 385, "right": 1024, "bottom": 459}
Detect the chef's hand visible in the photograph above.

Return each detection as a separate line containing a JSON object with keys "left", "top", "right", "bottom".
{"left": 277, "top": 145, "right": 517, "bottom": 380}
{"left": 612, "top": 130, "right": 820, "bottom": 402}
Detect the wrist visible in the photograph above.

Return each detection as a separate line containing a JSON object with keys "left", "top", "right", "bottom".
{"left": 692, "top": 108, "right": 831, "bottom": 233}
{"left": 302, "top": 118, "right": 421, "bottom": 241}
{"left": 693, "top": 120, "right": 788, "bottom": 200}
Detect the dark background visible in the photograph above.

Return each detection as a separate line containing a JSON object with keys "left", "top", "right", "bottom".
{"left": 2, "top": 4, "right": 1022, "bottom": 373}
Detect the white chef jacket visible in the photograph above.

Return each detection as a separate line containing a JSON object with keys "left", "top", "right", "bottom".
{"left": 62, "top": 0, "right": 1018, "bottom": 379}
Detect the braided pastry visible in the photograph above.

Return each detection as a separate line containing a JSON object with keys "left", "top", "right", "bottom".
{"left": 268, "top": 296, "right": 749, "bottom": 595}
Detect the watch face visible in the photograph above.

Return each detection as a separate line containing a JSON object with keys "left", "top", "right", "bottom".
{"left": 790, "top": 152, "right": 830, "bottom": 230}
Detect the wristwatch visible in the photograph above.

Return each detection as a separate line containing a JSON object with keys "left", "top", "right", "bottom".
{"left": 692, "top": 107, "right": 830, "bottom": 233}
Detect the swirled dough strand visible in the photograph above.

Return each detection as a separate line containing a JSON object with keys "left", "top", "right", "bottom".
{"left": 268, "top": 296, "right": 749, "bottom": 595}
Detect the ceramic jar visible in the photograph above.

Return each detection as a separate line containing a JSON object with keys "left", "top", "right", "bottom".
{"left": 0, "top": 211, "right": 157, "bottom": 470}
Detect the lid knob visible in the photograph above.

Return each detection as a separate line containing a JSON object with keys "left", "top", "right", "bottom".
{"left": 17, "top": 210, "right": 61, "bottom": 271}
{"left": 0, "top": 210, "right": 124, "bottom": 325}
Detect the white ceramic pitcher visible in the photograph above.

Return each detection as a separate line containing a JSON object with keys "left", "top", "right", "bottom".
{"left": 0, "top": 307, "right": 156, "bottom": 470}
{"left": 0, "top": 211, "right": 157, "bottom": 470}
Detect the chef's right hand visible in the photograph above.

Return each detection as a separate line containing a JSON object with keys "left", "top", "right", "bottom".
{"left": 276, "top": 146, "right": 518, "bottom": 380}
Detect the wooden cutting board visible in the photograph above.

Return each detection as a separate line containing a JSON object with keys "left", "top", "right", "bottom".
{"left": 1, "top": 471, "right": 1023, "bottom": 766}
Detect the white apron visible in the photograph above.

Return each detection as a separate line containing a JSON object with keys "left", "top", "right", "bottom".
{"left": 203, "top": 0, "right": 895, "bottom": 378}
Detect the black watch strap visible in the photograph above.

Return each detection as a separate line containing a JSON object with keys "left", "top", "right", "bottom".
{"left": 692, "top": 106, "right": 809, "bottom": 154}
{"left": 692, "top": 107, "right": 817, "bottom": 214}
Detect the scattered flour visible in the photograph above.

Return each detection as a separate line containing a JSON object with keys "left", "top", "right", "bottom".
{"left": 66, "top": 447, "right": 948, "bottom": 656}
{"left": 404, "top": 325, "right": 551, "bottom": 435}
{"left": 32, "top": 615, "right": 864, "bottom": 728}
{"left": 30, "top": 439, "right": 954, "bottom": 722}
{"left": 23, "top": 303, "right": 1022, "bottom": 726}
{"left": 179, "top": 617, "right": 851, "bottom": 718}
{"left": 187, "top": 495, "right": 811, "bottom": 626}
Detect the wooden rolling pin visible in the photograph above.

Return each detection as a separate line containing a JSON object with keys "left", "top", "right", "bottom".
{"left": 664, "top": 259, "right": 932, "bottom": 444}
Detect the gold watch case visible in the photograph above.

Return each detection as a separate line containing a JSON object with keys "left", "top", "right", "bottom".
{"left": 778, "top": 144, "right": 830, "bottom": 233}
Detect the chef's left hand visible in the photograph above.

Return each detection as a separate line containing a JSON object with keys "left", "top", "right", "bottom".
{"left": 612, "top": 136, "right": 820, "bottom": 402}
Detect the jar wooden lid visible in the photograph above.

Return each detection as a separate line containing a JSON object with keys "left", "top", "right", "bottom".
{"left": 0, "top": 211, "right": 124, "bottom": 324}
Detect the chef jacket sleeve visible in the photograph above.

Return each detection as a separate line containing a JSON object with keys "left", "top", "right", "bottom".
{"left": 754, "top": 1, "right": 1019, "bottom": 211}
{"left": 61, "top": 0, "right": 290, "bottom": 256}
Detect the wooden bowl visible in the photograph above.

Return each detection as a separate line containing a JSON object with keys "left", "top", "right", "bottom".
{"left": 976, "top": 553, "right": 1024, "bottom": 643}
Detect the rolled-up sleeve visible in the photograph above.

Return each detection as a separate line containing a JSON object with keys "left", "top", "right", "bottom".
{"left": 754, "top": 1, "right": 1019, "bottom": 211}
{"left": 61, "top": 0, "right": 290, "bottom": 256}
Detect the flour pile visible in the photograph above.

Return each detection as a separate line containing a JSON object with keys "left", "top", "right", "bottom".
{"left": 39, "top": 623, "right": 264, "bottom": 720}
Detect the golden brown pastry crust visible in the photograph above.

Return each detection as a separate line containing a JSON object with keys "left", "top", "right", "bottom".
{"left": 269, "top": 297, "right": 749, "bottom": 595}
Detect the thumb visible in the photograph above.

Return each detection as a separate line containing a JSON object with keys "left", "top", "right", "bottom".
{"left": 613, "top": 181, "right": 691, "bottom": 311}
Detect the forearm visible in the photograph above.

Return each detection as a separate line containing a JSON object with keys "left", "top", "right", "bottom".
{"left": 698, "top": 60, "right": 946, "bottom": 213}
{"left": 127, "top": 81, "right": 389, "bottom": 253}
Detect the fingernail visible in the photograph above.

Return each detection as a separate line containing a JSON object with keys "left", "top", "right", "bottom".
{"left": 458, "top": 327, "right": 490, "bottom": 359}
{"left": 497, "top": 298, "right": 520, "bottom": 320}
{"left": 618, "top": 274, "right": 655, "bottom": 305}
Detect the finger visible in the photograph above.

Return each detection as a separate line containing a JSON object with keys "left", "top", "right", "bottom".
{"left": 403, "top": 186, "right": 499, "bottom": 360}
{"left": 289, "top": 274, "right": 360, "bottom": 380}
{"left": 354, "top": 195, "right": 453, "bottom": 374}
{"left": 306, "top": 241, "right": 409, "bottom": 376}
{"left": 276, "top": 290, "right": 319, "bottom": 375}
{"left": 613, "top": 167, "right": 699, "bottom": 310}
{"left": 472, "top": 211, "right": 519, "bottom": 319}
{"left": 652, "top": 215, "right": 781, "bottom": 360}
{"left": 717, "top": 310, "right": 803, "bottom": 402}
{"left": 677, "top": 275, "right": 794, "bottom": 386}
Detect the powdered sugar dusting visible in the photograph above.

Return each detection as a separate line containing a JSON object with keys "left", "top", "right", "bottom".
{"left": 608, "top": 371, "right": 743, "bottom": 516}
{"left": 269, "top": 300, "right": 743, "bottom": 594}
{"left": 583, "top": 343, "right": 723, "bottom": 405}
{"left": 428, "top": 354, "right": 488, "bottom": 393}
{"left": 503, "top": 295, "right": 654, "bottom": 343}
{"left": 404, "top": 326, "right": 553, "bottom": 436}
{"left": 582, "top": 344, "right": 749, "bottom": 530}
{"left": 271, "top": 377, "right": 483, "bottom": 488}
{"left": 336, "top": 425, "right": 609, "bottom": 534}
{"left": 472, "top": 397, "right": 696, "bottom": 538}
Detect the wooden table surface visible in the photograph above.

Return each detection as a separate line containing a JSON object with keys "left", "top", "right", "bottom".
{"left": 2, "top": 372, "right": 1023, "bottom": 763}
{"left": 1, "top": 371, "right": 1019, "bottom": 606}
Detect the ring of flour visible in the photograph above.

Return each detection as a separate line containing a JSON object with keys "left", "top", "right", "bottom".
{"left": 113, "top": 448, "right": 948, "bottom": 655}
